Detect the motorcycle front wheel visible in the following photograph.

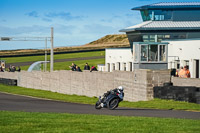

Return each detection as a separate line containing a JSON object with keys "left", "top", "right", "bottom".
{"left": 108, "top": 98, "right": 119, "bottom": 110}
{"left": 95, "top": 101, "right": 102, "bottom": 109}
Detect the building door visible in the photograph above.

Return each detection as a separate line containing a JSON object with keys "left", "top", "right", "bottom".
{"left": 196, "top": 60, "right": 199, "bottom": 78}
{"left": 129, "top": 62, "right": 132, "bottom": 71}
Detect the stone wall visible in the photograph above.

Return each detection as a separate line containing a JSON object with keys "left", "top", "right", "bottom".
{"left": 154, "top": 86, "right": 200, "bottom": 104}
{"left": 0, "top": 69, "right": 171, "bottom": 102}
{"left": 172, "top": 77, "right": 200, "bottom": 87}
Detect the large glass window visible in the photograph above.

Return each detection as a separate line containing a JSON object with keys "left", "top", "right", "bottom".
{"left": 173, "top": 10, "right": 200, "bottom": 21}
{"left": 143, "top": 34, "right": 170, "bottom": 42}
{"left": 140, "top": 10, "right": 151, "bottom": 21}
{"left": 142, "top": 35, "right": 149, "bottom": 42}
{"left": 149, "top": 45, "right": 158, "bottom": 61}
{"left": 141, "top": 45, "right": 148, "bottom": 61}
{"left": 159, "top": 45, "right": 166, "bottom": 61}
{"left": 135, "top": 44, "right": 167, "bottom": 63}
{"left": 140, "top": 10, "right": 172, "bottom": 21}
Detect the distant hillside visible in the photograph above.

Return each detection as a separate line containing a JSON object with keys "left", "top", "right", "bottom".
{"left": 85, "top": 34, "right": 129, "bottom": 46}
{"left": 0, "top": 34, "right": 130, "bottom": 57}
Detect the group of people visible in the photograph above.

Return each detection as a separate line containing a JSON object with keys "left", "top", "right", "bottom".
{"left": 8, "top": 65, "right": 21, "bottom": 72}
{"left": 0, "top": 65, "right": 21, "bottom": 72}
{"left": 176, "top": 66, "right": 190, "bottom": 78}
{"left": 69, "top": 63, "right": 97, "bottom": 72}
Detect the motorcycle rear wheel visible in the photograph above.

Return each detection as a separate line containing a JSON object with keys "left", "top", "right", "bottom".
{"left": 95, "top": 102, "right": 102, "bottom": 109}
{"left": 108, "top": 98, "right": 119, "bottom": 110}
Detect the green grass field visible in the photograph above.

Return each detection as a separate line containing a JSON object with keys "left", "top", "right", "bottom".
{"left": 2, "top": 51, "right": 105, "bottom": 71}
{"left": 0, "top": 111, "right": 200, "bottom": 133}
{"left": 0, "top": 84, "right": 200, "bottom": 111}
{"left": 1, "top": 51, "right": 105, "bottom": 64}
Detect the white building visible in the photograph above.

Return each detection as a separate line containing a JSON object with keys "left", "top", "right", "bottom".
{"left": 105, "top": 2, "right": 200, "bottom": 78}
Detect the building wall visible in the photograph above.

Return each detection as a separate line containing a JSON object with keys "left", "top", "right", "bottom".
{"left": 0, "top": 70, "right": 171, "bottom": 102}
{"left": 167, "top": 39, "right": 200, "bottom": 78}
{"left": 105, "top": 48, "right": 133, "bottom": 72}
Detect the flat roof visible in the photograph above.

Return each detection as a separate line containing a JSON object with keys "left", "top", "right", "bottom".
{"left": 132, "top": 2, "right": 200, "bottom": 10}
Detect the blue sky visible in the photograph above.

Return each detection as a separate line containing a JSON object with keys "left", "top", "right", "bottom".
{"left": 0, "top": 0, "right": 197, "bottom": 50}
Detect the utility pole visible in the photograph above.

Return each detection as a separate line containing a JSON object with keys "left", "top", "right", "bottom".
{"left": 44, "top": 37, "right": 47, "bottom": 72}
{"left": 50, "top": 27, "right": 54, "bottom": 72}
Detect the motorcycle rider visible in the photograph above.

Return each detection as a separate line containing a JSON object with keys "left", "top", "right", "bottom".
{"left": 104, "top": 86, "right": 124, "bottom": 97}
{"left": 100, "top": 86, "right": 124, "bottom": 107}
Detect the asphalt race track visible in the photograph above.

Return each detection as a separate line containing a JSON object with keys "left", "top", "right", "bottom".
{"left": 0, "top": 92, "right": 200, "bottom": 120}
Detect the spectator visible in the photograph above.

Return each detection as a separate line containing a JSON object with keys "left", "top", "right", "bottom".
{"left": 84, "top": 63, "right": 90, "bottom": 70}
{"left": 179, "top": 66, "right": 190, "bottom": 78}
{"left": 185, "top": 66, "right": 190, "bottom": 78}
{"left": 69, "top": 63, "right": 76, "bottom": 71}
{"left": 0, "top": 66, "right": 4, "bottom": 72}
{"left": 178, "top": 66, "right": 184, "bottom": 78}
{"left": 90, "top": 66, "right": 97, "bottom": 72}
{"left": 17, "top": 66, "right": 21, "bottom": 72}
{"left": 12, "top": 66, "right": 16, "bottom": 72}
{"left": 9, "top": 65, "right": 16, "bottom": 72}
{"left": 75, "top": 65, "right": 82, "bottom": 72}
{"left": 8, "top": 65, "right": 12, "bottom": 72}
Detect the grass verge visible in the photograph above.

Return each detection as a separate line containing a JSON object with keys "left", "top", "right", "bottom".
{"left": 0, "top": 111, "right": 200, "bottom": 133}
{"left": 0, "top": 84, "right": 200, "bottom": 111}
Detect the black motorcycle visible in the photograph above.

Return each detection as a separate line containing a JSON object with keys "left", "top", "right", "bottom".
{"left": 95, "top": 89, "right": 124, "bottom": 110}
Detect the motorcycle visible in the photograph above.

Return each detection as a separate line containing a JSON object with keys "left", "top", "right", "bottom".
{"left": 95, "top": 89, "right": 124, "bottom": 110}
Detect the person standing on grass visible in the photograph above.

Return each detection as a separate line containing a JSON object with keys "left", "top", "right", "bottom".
{"left": 84, "top": 63, "right": 90, "bottom": 70}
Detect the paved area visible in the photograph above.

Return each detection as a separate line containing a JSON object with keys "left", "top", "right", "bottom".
{"left": 0, "top": 92, "right": 200, "bottom": 119}
{"left": 6, "top": 56, "right": 104, "bottom": 67}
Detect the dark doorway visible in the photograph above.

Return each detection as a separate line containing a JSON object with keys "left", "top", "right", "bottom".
{"left": 130, "top": 62, "right": 132, "bottom": 71}
{"left": 107, "top": 63, "right": 110, "bottom": 72}
{"left": 196, "top": 60, "right": 199, "bottom": 78}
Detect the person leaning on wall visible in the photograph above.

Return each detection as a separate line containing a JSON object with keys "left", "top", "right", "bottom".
{"left": 178, "top": 66, "right": 190, "bottom": 78}
{"left": 84, "top": 63, "right": 90, "bottom": 70}
{"left": 69, "top": 63, "right": 76, "bottom": 71}
{"left": 185, "top": 66, "right": 190, "bottom": 78}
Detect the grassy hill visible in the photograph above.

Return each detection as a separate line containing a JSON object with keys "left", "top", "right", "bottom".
{"left": 85, "top": 34, "right": 129, "bottom": 45}
{"left": 0, "top": 34, "right": 129, "bottom": 56}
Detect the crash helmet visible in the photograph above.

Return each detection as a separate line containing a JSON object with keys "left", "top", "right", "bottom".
{"left": 118, "top": 86, "right": 124, "bottom": 91}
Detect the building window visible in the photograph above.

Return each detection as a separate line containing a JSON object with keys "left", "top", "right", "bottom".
{"left": 149, "top": 45, "right": 158, "bottom": 61}
{"left": 159, "top": 45, "right": 166, "bottom": 61}
{"left": 135, "top": 44, "right": 168, "bottom": 63}
{"left": 142, "top": 35, "right": 149, "bottom": 42}
{"left": 143, "top": 34, "right": 170, "bottom": 42}
{"left": 149, "top": 35, "right": 155, "bottom": 42}
{"left": 141, "top": 45, "right": 148, "bottom": 61}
